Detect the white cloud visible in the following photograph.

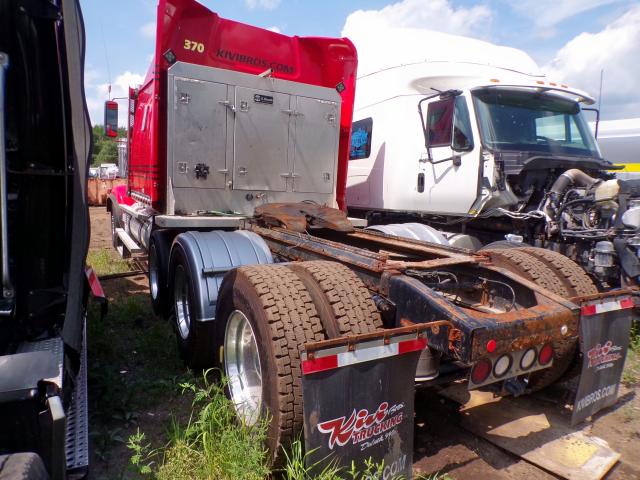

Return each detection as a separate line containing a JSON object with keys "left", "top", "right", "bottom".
{"left": 342, "top": 0, "right": 492, "bottom": 39}
{"left": 544, "top": 5, "right": 640, "bottom": 119}
{"left": 267, "top": 26, "right": 281, "bottom": 34}
{"left": 341, "top": 0, "right": 539, "bottom": 78}
{"left": 509, "top": 0, "right": 625, "bottom": 29}
{"left": 85, "top": 71, "right": 145, "bottom": 127}
{"left": 244, "top": 0, "right": 280, "bottom": 10}
{"left": 139, "top": 21, "right": 156, "bottom": 39}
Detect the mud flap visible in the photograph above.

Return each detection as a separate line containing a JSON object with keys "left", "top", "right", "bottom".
{"left": 572, "top": 295, "right": 636, "bottom": 425}
{"left": 300, "top": 323, "right": 450, "bottom": 478}
{"left": 85, "top": 266, "right": 108, "bottom": 318}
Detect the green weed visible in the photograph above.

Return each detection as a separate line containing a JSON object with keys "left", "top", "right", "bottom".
{"left": 87, "top": 248, "right": 133, "bottom": 276}
{"left": 623, "top": 322, "right": 640, "bottom": 386}
{"left": 281, "top": 438, "right": 381, "bottom": 479}
{"left": 129, "top": 372, "right": 270, "bottom": 480}
{"left": 87, "top": 294, "right": 186, "bottom": 429}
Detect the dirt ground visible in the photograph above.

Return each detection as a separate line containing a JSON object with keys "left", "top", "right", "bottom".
{"left": 87, "top": 206, "right": 640, "bottom": 479}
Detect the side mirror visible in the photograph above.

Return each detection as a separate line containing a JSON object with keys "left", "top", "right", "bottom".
{"left": 104, "top": 101, "right": 118, "bottom": 138}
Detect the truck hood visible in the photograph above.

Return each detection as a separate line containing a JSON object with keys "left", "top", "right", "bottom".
{"left": 495, "top": 151, "right": 619, "bottom": 176}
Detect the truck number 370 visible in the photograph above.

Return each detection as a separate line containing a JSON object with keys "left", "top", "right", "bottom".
{"left": 183, "top": 39, "right": 205, "bottom": 53}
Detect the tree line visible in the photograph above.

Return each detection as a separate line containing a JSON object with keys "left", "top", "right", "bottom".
{"left": 92, "top": 125, "right": 127, "bottom": 166}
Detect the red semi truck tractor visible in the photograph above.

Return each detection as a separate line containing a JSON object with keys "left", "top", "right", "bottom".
{"left": 108, "top": 0, "right": 638, "bottom": 467}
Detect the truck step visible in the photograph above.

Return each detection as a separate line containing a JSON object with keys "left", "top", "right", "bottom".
{"left": 17, "top": 337, "right": 64, "bottom": 388}
{"left": 115, "top": 227, "right": 144, "bottom": 258}
{"left": 65, "top": 322, "right": 89, "bottom": 476}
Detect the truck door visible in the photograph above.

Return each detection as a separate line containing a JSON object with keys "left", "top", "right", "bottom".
{"left": 233, "top": 87, "right": 291, "bottom": 192}
{"left": 172, "top": 78, "right": 228, "bottom": 189}
{"left": 421, "top": 95, "right": 479, "bottom": 214}
{"left": 292, "top": 96, "right": 339, "bottom": 194}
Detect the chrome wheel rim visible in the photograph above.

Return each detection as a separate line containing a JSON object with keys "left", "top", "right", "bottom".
{"left": 173, "top": 264, "right": 191, "bottom": 339}
{"left": 224, "top": 310, "right": 262, "bottom": 425}
{"left": 149, "top": 243, "right": 159, "bottom": 300}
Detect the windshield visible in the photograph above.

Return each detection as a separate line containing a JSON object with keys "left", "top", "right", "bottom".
{"left": 472, "top": 88, "right": 601, "bottom": 158}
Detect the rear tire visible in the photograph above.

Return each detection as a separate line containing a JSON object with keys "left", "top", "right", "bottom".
{"left": 518, "top": 247, "right": 598, "bottom": 296}
{"left": 169, "top": 246, "right": 216, "bottom": 369}
{"left": 0, "top": 453, "right": 48, "bottom": 480}
{"left": 481, "top": 248, "right": 579, "bottom": 391}
{"left": 216, "top": 265, "right": 325, "bottom": 466}
{"left": 481, "top": 240, "right": 528, "bottom": 250}
{"left": 287, "top": 261, "right": 382, "bottom": 338}
{"left": 482, "top": 248, "right": 572, "bottom": 298}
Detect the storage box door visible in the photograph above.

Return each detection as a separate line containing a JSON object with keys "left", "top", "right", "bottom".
{"left": 172, "top": 78, "right": 227, "bottom": 189}
{"left": 233, "top": 87, "right": 290, "bottom": 192}
{"left": 292, "top": 96, "right": 339, "bottom": 194}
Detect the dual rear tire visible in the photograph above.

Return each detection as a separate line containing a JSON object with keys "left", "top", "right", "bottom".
{"left": 216, "top": 262, "right": 381, "bottom": 465}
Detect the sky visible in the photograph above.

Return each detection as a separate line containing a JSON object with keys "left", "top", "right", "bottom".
{"left": 81, "top": 0, "right": 640, "bottom": 127}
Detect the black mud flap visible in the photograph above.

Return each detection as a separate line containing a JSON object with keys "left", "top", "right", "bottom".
{"left": 572, "top": 295, "right": 636, "bottom": 425}
{"left": 301, "top": 323, "right": 450, "bottom": 478}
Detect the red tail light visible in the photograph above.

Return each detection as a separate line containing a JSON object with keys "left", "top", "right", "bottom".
{"left": 538, "top": 343, "right": 554, "bottom": 365}
{"left": 471, "top": 358, "right": 492, "bottom": 384}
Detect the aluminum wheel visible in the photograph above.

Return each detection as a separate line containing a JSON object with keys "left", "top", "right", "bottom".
{"left": 224, "top": 310, "right": 263, "bottom": 425}
{"left": 149, "top": 243, "right": 160, "bottom": 301}
{"left": 173, "top": 264, "right": 192, "bottom": 340}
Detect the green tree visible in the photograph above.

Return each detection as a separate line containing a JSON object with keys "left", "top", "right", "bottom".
{"left": 95, "top": 140, "right": 118, "bottom": 165}
{"left": 92, "top": 124, "right": 126, "bottom": 166}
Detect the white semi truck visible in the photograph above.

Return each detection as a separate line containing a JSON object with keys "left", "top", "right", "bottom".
{"left": 347, "top": 61, "right": 640, "bottom": 288}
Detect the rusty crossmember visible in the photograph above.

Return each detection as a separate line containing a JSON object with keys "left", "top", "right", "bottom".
{"left": 250, "top": 224, "right": 485, "bottom": 274}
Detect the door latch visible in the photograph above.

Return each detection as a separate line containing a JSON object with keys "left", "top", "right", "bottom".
{"left": 218, "top": 100, "right": 236, "bottom": 113}
{"left": 194, "top": 163, "right": 210, "bottom": 180}
{"left": 179, "top": 92, "right": 191, "bottom": 105}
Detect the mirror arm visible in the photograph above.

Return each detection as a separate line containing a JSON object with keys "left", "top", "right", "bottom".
{"left": 429, "top": 155, "right": 461, "bottom": 166}
{"left": 583, "top": 107, "right": 600, "bottom": 139}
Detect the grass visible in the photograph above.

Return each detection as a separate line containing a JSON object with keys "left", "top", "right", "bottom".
{"left": 87, "top": 248, "right": 133, "bottom": 276}
{"left": 87, "top": 290, "right": 189, "bottom": 473}
{"left": 623, "top": 322, "right": 640, "bottom": 386}
{"left": 130, "top": 374, "right": 270, "bottom": 480}
{"left": 127, "top": 374, "right": 454, "bottom": 480}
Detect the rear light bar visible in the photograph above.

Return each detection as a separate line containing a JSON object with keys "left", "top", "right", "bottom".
{"left": 581, "top": 297, "right": 633, "bottom": 316}
{"left": 469, "top": 344, "right": 554, "bottom": 389}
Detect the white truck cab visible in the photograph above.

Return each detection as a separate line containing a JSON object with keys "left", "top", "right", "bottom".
{"left": 347, "top": 61, "right": 600, "bottom": 217}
